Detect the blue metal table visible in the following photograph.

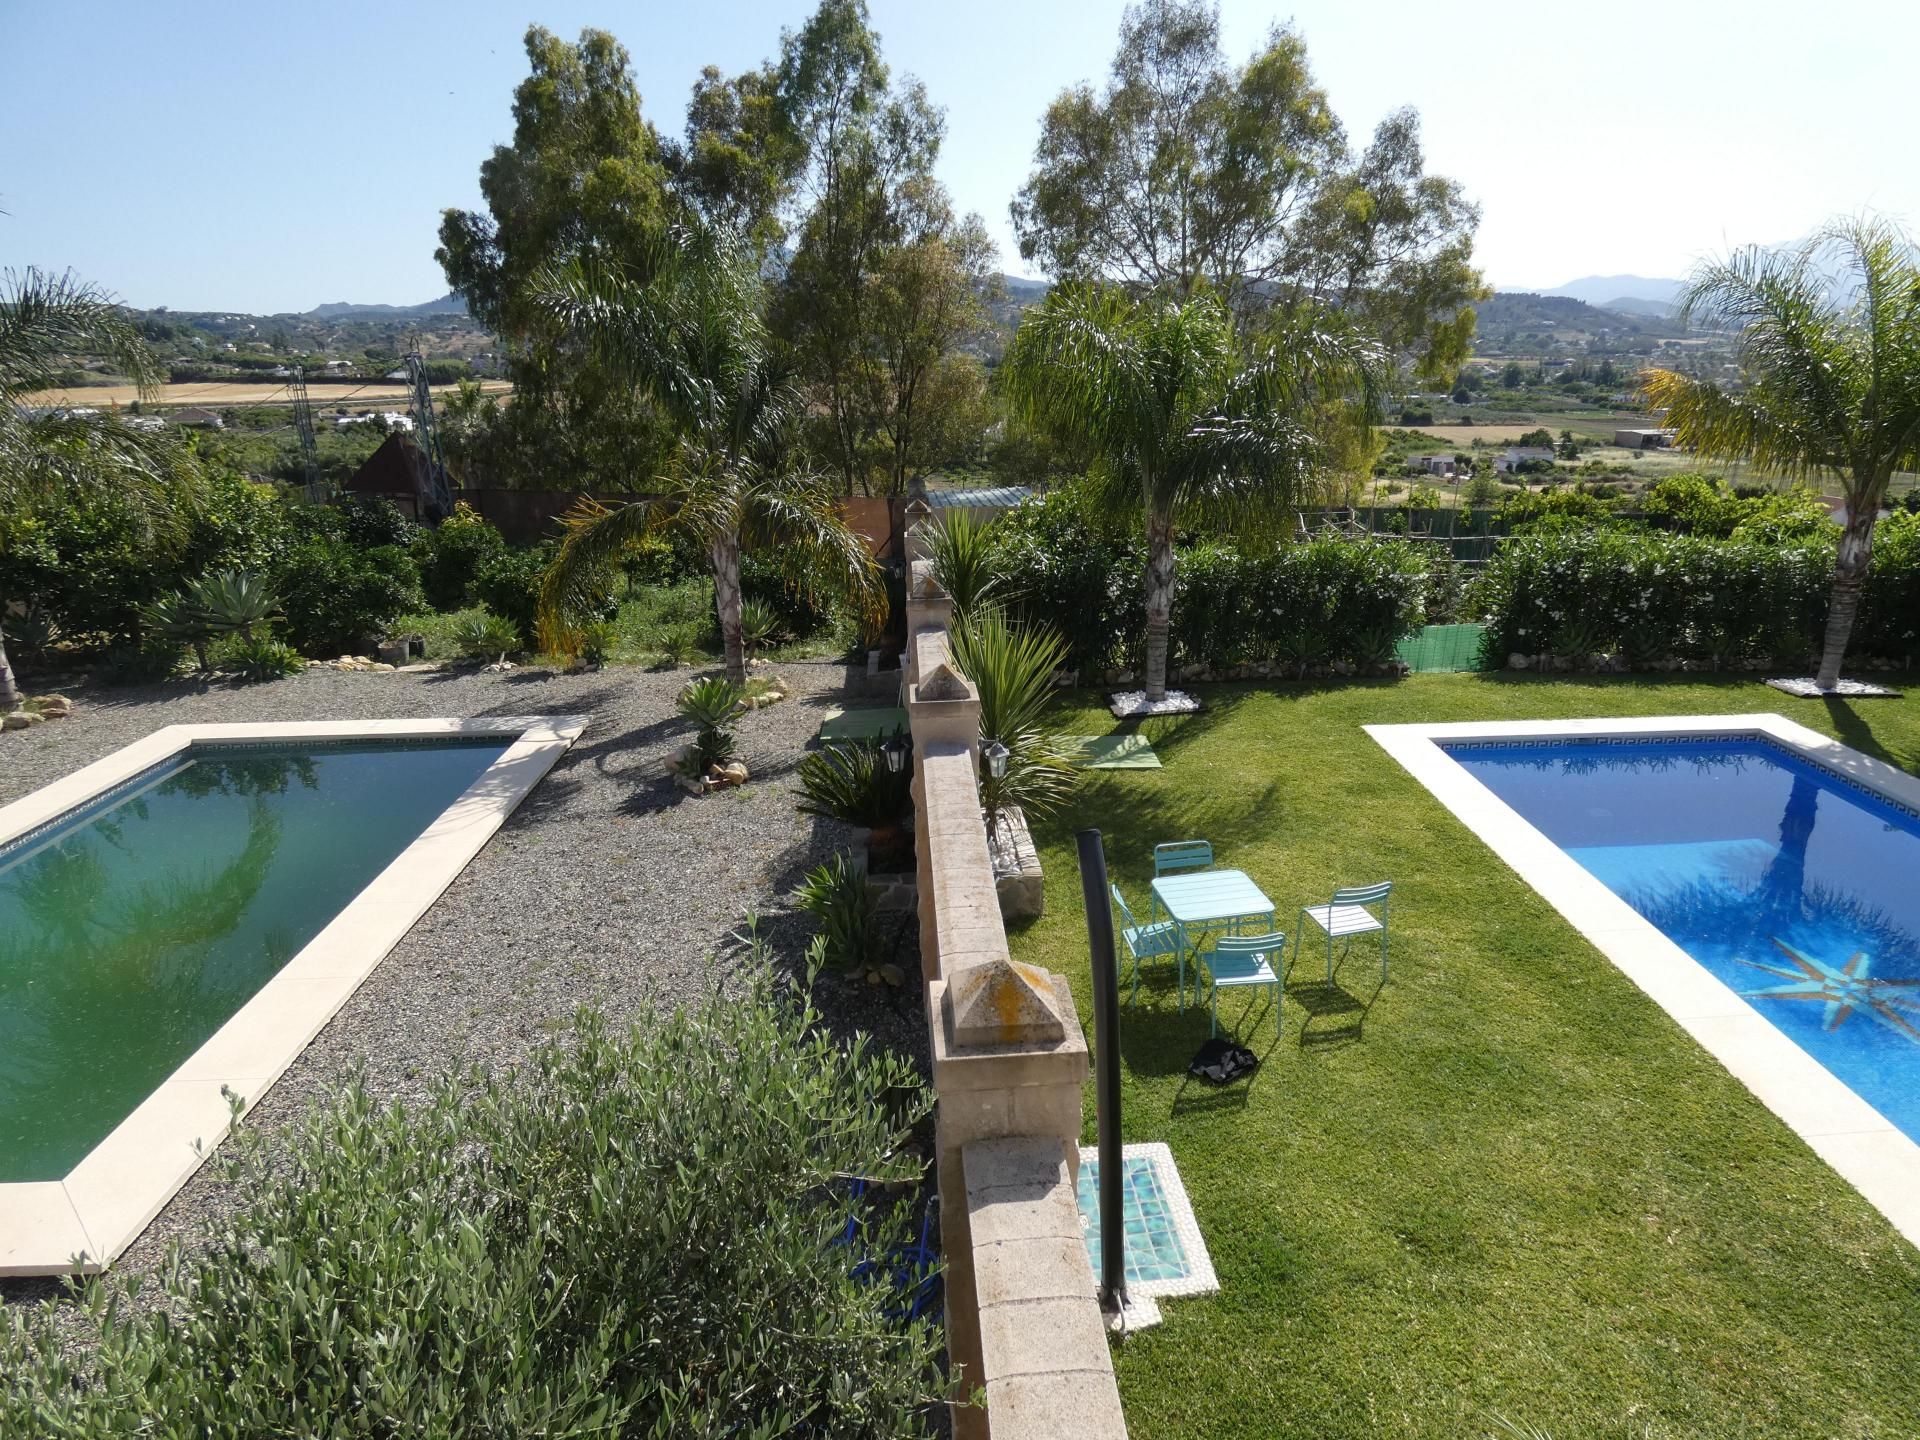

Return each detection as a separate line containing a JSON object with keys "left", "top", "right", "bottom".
{"left": 1149, "top": 869, "right": 1276, "bottom": 1010}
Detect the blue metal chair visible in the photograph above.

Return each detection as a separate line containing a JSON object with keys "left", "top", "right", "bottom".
{"left": 1296, "top": 881, "right": 1393, "bottom": 984}
{"left": 1153, "top": 840, "right": 1214, "bottom": 876}
{"left": 1204, "top": 931, "right": 1286, "bottom": 1038}
{"left": 1111, "top": 883, "right": 1181, "bottom": 1006}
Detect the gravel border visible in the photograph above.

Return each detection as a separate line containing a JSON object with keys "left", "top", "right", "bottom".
{"left": 1, "top": 658, "right": 927, "bottom": 1308}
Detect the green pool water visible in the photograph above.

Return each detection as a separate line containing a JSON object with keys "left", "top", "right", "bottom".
{"left": 0, "top": 738, "right": 509, "bottom": 1182}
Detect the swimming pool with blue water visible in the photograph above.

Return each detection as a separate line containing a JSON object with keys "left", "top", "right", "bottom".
{"left": 1446, "top": 736, "right": 1920, "bottom": 1142}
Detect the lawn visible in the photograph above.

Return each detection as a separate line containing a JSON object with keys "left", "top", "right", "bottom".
{"left": 1008, "top": 672, "right": 1920, "bottom": 1440}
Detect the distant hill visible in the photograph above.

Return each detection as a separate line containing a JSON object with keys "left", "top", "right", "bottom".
{"left": 1601, "top": 295, "right": 1677, "bottom": 319}
{"left": 1540, "top": 274, "right": 1688, "bottom": 309}
{"left": 1472, "top": 291, "right": 1686, "bottom": 351}
{"left": 306, "top": 292, "right": 467, "bottom": 319}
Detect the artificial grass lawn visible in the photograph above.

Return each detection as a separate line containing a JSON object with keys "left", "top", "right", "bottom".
{"left": 1008, "top": 672, "right": 1920, "bottom": 1440}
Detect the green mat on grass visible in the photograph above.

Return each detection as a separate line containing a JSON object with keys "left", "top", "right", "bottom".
{"left": 1066, "top": 733, "right": 1162, "bottom": 769}
{"left": 817, "top": 706, "right": 908, "bottom": 742}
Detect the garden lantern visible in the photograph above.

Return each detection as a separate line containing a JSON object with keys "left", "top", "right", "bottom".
{"left": 982, "top": 739, "right": 1010, "bottom": 779}
{"left": 881, "top": 733, "right": 909, "bottom": 775}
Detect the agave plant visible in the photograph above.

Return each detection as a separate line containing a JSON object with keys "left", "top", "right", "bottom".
{"left": 738, "top": 599, "right": 782, "bottom": 661}
{"left": 228, "top": 637, "right": 304, "bottom": 684}
{"left": 186, "top": 569, "right": 280, "bottom": 641}
{"left": 678, "top": 676, "right": 746, "bottom": 771}
{"left": 922, "top": 509, "right": 1002, "bottom": 625}
{"left": 141, "top": 592, "right": 214, "bottom": 674}
{"left": 796, "top": 735, "right": 914, "bottom": 869}
{"left": 948, "top": 608, "right": 1077, "bottom": 845}
{"left": 453, "top": 610, "right": 521, "bottom": 663}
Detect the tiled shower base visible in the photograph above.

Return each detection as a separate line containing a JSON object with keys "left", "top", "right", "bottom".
{"left": 1076, "top": 1141, "right": 1218, "bottom": 1328}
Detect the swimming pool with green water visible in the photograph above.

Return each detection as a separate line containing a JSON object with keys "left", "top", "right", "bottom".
{"left": 0, "top": 738, "right": 509, "bottom": 1182}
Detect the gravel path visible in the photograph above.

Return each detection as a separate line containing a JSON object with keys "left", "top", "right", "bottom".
{"left": 1, "top": 658, "right": 926, "bottom": 1306}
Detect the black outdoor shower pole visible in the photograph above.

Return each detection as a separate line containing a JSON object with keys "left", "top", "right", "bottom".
{"left": 1075, "top": 828, "right": 1127, "bottom": 1313}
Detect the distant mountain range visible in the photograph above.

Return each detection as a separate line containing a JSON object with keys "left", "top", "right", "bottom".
{"left": 305, "top": 292, "right": 468, "bottom": 319}
{"left": 1537, "top": 274, "right": 1688, "bottom": 309}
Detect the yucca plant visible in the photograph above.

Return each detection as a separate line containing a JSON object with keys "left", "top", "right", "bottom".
{"left": 922, "top": 508, "right": 1002, "bottom": 624}
{"left": 794, "top": 853, "right": 900, "bottom": 986}
{"left": 739, "top": 598, "right": 782, "bottom": 660}
{"left": 678, "top": 676, "right": 746, "bottom": 770}
{"left": 949, "top": 608, "right": 1077, "bottom": 846}
{"left": 186, "top": 569, "right": 280, "bottom": 641}
{"left": 797, "top": 735, "right": 914, "bottom": 869}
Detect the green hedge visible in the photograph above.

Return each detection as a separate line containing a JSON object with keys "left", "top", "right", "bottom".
{"left": 1473, "top": 515, "right": 1920, "bottom": 665}
{"left": 1170, "top": 541, "right": 1429, "bottom": 673}
{"left": 990, "top": 490, "right": 1428, "bottom": 674}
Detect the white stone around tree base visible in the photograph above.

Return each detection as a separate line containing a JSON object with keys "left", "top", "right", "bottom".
{"left": 1108, "top": 689, "right": 1201, "bottom": 718}
{"left": 1766, "top": 676, "right": 1903, "bottom": 699}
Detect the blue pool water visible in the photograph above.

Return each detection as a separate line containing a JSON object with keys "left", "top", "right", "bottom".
{"left": 0, "top": 738, "right": 508, "bottom": 1181}
{"left": 1446, "top": 736, "right": 1920, "bottom": 1140}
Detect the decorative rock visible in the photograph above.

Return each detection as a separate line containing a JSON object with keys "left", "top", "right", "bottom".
{"left": 26, "top": 694, "right": 73, "bottom": 718}
{"left": 3, "top": 710, "right": 44, "bottom": 730}
{"left": 717, "top": 760, "right": 749, "bottom": 785}
{"left": 664, "top": 742, "right": 699, "bottom": 777}
{"left": 1507, "top": 653, "right": 1532, "bottom": 670}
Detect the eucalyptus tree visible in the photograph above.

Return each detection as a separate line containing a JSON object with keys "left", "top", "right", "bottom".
{"left": 1012, "top": 0, "right": 1484, "bottom": 382}
{"left": 1642, "top": 217, "right": 1920, "bottom": 690}
{"left": 1001, "top": 283, "right": 1384, "bottom": 700}
{"left": 528, "top": 231, "right": 881, "bottom": 683}
{"left": 0, "top": 268, "right": 192, "bottom": 711}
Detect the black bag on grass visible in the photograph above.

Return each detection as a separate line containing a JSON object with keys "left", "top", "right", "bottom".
{"left": 1188, "top": 1037, "right": 1259, "bottom": 1085}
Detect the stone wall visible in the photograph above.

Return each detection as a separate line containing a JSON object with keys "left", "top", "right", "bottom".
{"left": 904, "top": 529, "right": 1128, "bottom": 1440}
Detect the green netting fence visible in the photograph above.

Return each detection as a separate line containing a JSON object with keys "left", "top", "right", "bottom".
{"left": 1396, "top": 623, "right": 1487, "bottom": 673}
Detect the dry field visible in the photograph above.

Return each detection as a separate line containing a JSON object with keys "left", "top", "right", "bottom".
{"left": 24, "top": 379, "right": 512, "bottom": 410}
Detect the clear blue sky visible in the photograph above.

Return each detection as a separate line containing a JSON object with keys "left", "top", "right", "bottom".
{"left": 3, "top": 0, "right": 1912, "bottom": 313}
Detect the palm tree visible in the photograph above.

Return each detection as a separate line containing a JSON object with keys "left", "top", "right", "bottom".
{"left": 1642, "top": 218, "right": 1920, "bottom": 690}
{"left": 528, "top": 231, "right": 882, "bottom": 683}
{"left": 1000, "top": 284, "right": 1384, "bottom": 701}
{"left": 0, "top": 268, "right": 189, "bottom": 710}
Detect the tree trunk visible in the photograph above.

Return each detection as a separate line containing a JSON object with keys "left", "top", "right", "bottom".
{"left": 712, "top": 531, "right": 747, "bottom": 685}
{"left": 1142, "top": 506, "right": 1177, "bottom": 701}
{"left": 0, "top": 622, "right": 19, "bottom": 713}
{"left": 1815, "top": 494, "right": 1880, "bottom": 690}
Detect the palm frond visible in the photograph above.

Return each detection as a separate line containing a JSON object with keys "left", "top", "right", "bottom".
{"left": 536, "top": 498, "right": 662, "bottom": 654}
{"left": 1639, "top": 369, "right": 1839, "bottom": 483}
{"left": 0, "top": 267, "right": 166, "bottom": 403}
{"left": 740, "top": 471, "right": 885, "bottom": 631}
{"left": 0, "top": 409, "right": 201, "bottom": 532}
